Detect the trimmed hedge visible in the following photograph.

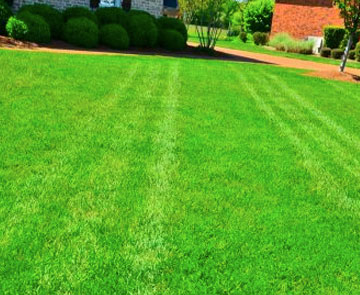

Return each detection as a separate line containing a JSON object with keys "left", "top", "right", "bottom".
{"left": 349, "top": 49, "right": 356, "bottom": 60}
{"left": 253, "top": 32, "right": 268, "bottom": 45}
{"left": 100, "top": 24, "right": 129, "bottom": 50}
{"left": 324, "top": 26, "right": 345, "bottom": 49}
{"left": 95, "top": 7, "right": 129, "bottom": 28}
{"left": 239, "top": 31, "right": 247, "bottom": 43}
{"left": 356, "top": 42, "right": 360, "bottom": 62}
{"left": 6, "top": 16, "right": 28, "bottom": 40}
{"left": 17, "top": 12, "right": 51, "bottom": 43}
{"left": 127, "top": 14, "right": 158, "bottom": 47}
{"left": 320, "top": 47, "right": 331, "bottom": 58}
{"left": 63, "top": 6, "right": 97, "bottom": 25}
{"left": 19, "top": 4, "right": 64, "bottom": 39}
{"left": 159, "top": 29, "right": 185, "bottom": 51}
{"left": 0, "top": 0, "right": 12, "bottom": 35}
{"left": 63, "top": 17, "right": 98, "bottom": 48}
{"left": 331, "top": 48, "right": 344, "bottom": 59}
{"left": 157, "top": 16, "right": 187, "bottom": 42}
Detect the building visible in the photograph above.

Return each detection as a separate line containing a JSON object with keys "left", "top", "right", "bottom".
{"left": 12, "top": 0, "right": 176, "bottom": 17}
{"left": 271, "top": 0, "right": 343, "bottom": 39}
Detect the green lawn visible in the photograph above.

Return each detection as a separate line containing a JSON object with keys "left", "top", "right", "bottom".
{"left": 188, "top": 25, "right": 360, "bottom": 69}
{"left": 1, "top": 49, "right": 360, "bottom": 294}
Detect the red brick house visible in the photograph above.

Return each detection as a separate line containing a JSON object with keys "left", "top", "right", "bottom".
{"left": 271, "top": 0, "right": 343, "bottom": 39}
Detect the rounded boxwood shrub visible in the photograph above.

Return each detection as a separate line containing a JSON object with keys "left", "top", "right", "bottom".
{"left": 95, "top": 7, "right": 129, "bottom": 28}
{"left": 0, "top": 0, "right": 13, "bottom": 35}
{"left": 63, "top": 6, "right": 97, "bottom": 25}
{"left": 355, "top": 42, "right": 360, "bottom": 62}
{"left": 349, "top": 49, "right": 356, "bottom": 60}
{"left": 331, "top": 48, "right": 344, "bottom": 59}
{"left": 99, "top": 24, "right": 129, "bottom": 50}
{"left": 19, "top": 4, "right": 63, "bottom": 39}
{"left": 159, "top": 29, "right": 185, "bottom": 51}
{"left": 63, "top": 17, "right": 98, "bottom": 48}
{"left": 320, "top": 47, "right": 331, "bottom": 58}
{"left": 127, "top": 14, "right": 158, "bottom": 47}
{"left": 239, "top": 31, "right": 247, "bottom": 43}
{"left": 157, "top": 16, "right": 187, "bottom": 42}
{"left": 253, "top": 32, "right": 268, "bottom": 45}
{"left": 6, "top": 16, "right": 28, "bottom": 40}
{"left": 17, "top": 12, "right": 51, "bottom": 43}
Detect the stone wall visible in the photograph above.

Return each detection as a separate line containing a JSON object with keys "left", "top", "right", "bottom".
{"left": 271, "top": 0, "right": 343, "bottom": 39}
{"left": 12, "top": 0, "right": 164, "bottom": 16}
{"left": 132, "top": 0, "right": 163, "bottom": 17}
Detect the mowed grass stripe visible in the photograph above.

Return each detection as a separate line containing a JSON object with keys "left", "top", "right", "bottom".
{"left": 261, "top": 72, "right": 360, "bottom": 182}
{"left": 236, "top": 65, "right": 360, "bottom": 214}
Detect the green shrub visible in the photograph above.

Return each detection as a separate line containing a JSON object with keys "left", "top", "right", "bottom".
{"left": 17, "top": 12, "right": 51, "bottom": 43}
{"left": 320, "top": 47, "right": 331, "bottom": 58}
{"left": 0, "top": 0, "right": 13, "bottom": 35}
{"left": 19, "top": 4, "right": 63, "bottom": 39}
{"left": 95, "top": 7, "right": 129, "bottom": 28}
{"left": 157, "top": 16, "right": 187, "bottom": 42}
{"left": 63, "top": 6, "right": 97, "bottom": 25}
{"left": 324, "top": 26, "right": 345, "bottom": 49}
{"left": 227, "top": 26, "right": 240, "bottom": 37}
{"left": 349, "top": 49, "right": 356, "bottom": 60}
{"left": 4, "top": 0, "right": 12, "bottom": 5}
{"left": 253, "top": 32, "right": 268, "bottom": 45}
{"left": 355, "top": 42, "right": 360, "bottom": 62}
{"left": 159, "top": 29, "right": 185, "bottom": 51}
{"left": 239, "top": 31, "right": 247, "bottom": 43}
{"left": 63, "top": 17, "right": 98, "bottom": 48}
{"left": 6, "top": 16, "right": 28, "bottom": 40}
{"left": 127, "top": 14, "right": 158, "bottom": 47}
{"left": 269, "top": 33, "right": 313, "bottom": 54}
{"left": 331, "top": 48, "right": 344, "bottom": 59}
{"left": 99, "top": 24, "right": 129, "bottom": 50}
{"left": 339, "top": 30, "right": 360, "bottom": 50}
{"left": 243, "top": 0, "right": 274, "bottom": 33}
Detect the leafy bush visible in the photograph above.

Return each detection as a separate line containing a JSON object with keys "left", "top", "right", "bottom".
{"left": 253, "top": 32, "right": 268, "bottom": 45}
{"left": 324, "top": 26, "right": 345, "bottom": 49}
{"left": 349, "top": 50, "right": 356, "bottom": 60}
{"left": 63, "top": 6, "right": 97, "bottom": 25}
{"left": 227, "top": 26, "right": 241, "bottom": 37}
{"left": 18, "top": 4, "right": 63, "bottom": 39}
{"left": 355, "top": 42, "right": 360, "bottom": 62}
{"left": 127, "top": 14, "right": 158, "bottom": 47}
{"left": 340, "top": 30, "right": 360, "bottom": 50}
{"left": 269, "top": 33, "right": 314, "bottom": 54}
{"left": 17, "top": 12, "right": 51, "bottom": 43}
{"left": 320, "top": 47, "right": 331, "bottom": 58}
{"left": 0, "top": 0, "right": 13, "bottom": 35}
{"left": 99, "top": 24, "right": 129, "bottom": 50}
{"left": 95, "top": 7, "right": 129, "bottom": 28}
{"left": 239, "top": 31, "right": 247, "bottom": 43}
{"left": 157, "top": 16, "right": 187, "bottom": 42}
{"left": 159, "top": 29, "right": 185, "bottom": 51}
{"left": 6, "top": 16, "right": 28, "bottom": 40}
{"left": 63, "top": 17, "right": 98, "bottom": 48}
{"left": 331, "top": 48, "right": 344, "bottom": 59}
{"left": 243, "top": 0, "right": 274, "bottom": 33}
{"left": 4, "top": 0, "right": 12, "bottom": 5}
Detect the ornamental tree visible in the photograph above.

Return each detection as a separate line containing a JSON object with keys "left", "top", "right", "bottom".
{"left": 333, "top": 0, "right": 360, "bottom": 72}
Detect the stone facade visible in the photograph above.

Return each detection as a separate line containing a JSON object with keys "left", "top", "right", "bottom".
{"left": 271, "top": 0, "right": 343, "bottom": 39}
{"left": 12, "top": 0, "right": 164, "bottom": 16}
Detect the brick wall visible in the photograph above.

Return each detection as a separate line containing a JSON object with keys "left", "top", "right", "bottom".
{"left": 271, "top": 0, "right": 343, "bottom": 39}
{"left": 13, "top": 0, "right": 164, "bottom": 16}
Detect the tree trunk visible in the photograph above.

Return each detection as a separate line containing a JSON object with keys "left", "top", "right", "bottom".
{"left": 340, "top": 33, "right": 353, "bottom": 73}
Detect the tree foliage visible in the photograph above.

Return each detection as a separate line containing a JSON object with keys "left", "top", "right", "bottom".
{"left": 333, "top": 0, "right": 360, "bottom": 71}
{"left": 243, "top": 0, "right": 274, "bottom": 33}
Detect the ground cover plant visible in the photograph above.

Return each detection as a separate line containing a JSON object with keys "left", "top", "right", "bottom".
{"left": 269, "top": 33, "right": 314, "bottom": 54}
{"left": 1, "top": 49, "right": 360, "bottom": 293}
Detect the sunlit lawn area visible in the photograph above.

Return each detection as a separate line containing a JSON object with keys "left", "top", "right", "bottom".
{"left": 187, "top": 25, "right": 360, "bottom": 69}
{"left": 1, "top": 49, "right": 360, "bottom": 294}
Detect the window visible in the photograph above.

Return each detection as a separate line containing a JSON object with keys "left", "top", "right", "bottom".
{"left": 100, "top": 0, "right": 121, "bottom": 7}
